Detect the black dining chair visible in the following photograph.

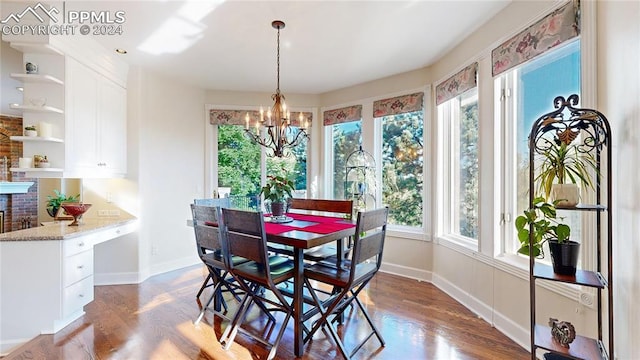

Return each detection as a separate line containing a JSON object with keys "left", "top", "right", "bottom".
{"left": 190, "top": 203, "right": 246, "bottom": 325}
{"left": 302, "top": 206, "right": 389, "bottom": 360}
{"left": 218, "top": 208, "right": 295, "bottom": 360}
{"left": 192, "top": 198, "right": 231, "bottom": 300}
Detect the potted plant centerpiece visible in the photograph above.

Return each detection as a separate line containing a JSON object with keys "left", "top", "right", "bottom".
{"left": 535, "top": 136, "right": 597, "bottom": 207}
{"left": 46, "top": 190, "right": 80, "bottom": 219}
{"left": 260, "top": 174, "right": 294, "bottom": 218}
{"left": 515, "top": 196, "right": 579, "bottom": 275}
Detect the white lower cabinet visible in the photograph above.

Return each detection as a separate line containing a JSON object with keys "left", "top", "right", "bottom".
{"left": 63, "top": 275, "right": 94, "bottom": 318}
{"left": 0, "top": 221, "right": 135, "bottom": 355}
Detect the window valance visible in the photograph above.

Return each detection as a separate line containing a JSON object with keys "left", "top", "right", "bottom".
{"left": 210, "top": 109, "right": 312, "bottom": 126}
{"left": 436, "top": 63, "right": 478, "bottom": 106}
{"left": 491, "top": 0, "right": 580, "bottom": 77}
{"left": 323, "top": 105, "right": 363, "bottom": 126}
{"left": 373, "top": 92, "right": 424, "bottom": 117}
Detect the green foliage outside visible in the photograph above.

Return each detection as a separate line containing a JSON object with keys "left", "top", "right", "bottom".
{"left": 332, "top": 122, "right": 362, "bottom": 199}
{"left": 381, "top": 112, "right": 424, "bottom": 226}
{"left": 218, "top": 125, "right": 307, "bottom": 197}
{"left": 217, "top": 125, "right": 261, "bottom": 196}
{"left": 458, "top": 100, "right": 479, "bottom": 239}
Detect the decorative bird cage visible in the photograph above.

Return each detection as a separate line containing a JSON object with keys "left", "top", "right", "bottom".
{"left": 345, "top": 146, "right": 376, "bottom": 216}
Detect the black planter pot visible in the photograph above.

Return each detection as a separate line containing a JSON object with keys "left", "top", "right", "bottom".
{"left": 548, "top": 240, "right": 580, "bottom": 275}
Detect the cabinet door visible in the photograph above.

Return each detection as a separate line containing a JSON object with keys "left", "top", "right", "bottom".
{"left": 98, "top": 79, "right": 127, "bottom": 175}
{"left": 66, "top": 57, "right": 99, "bottom": 172}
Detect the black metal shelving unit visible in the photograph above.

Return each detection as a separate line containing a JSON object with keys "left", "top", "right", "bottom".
{"left": 527, "top": 94, "right": 613, "bottom": 360}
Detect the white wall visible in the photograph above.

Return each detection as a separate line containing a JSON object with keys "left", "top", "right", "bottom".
{"left": 597, "top": 1, "right": 640, "bottom": 358}
{"left": 93, "top": 67, "right": 207, "bottom": 282}
{"left": 0, "top": 41, "right": 23, "bottom": 117}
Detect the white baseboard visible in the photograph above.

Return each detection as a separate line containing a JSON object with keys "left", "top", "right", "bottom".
{"left": 432, "top": 273, "right": 529, "bottom": 353}
{"left": 380, "top": 261, "right": 431, "bottom": 282}
{"left": 493, "top": 309, "right": 531, "bottom": 352}
{"left": 95, "top": 272, "right": 141, "bottom": 285}
{"left": 1, "top": 337, "right": 32, "bottom": 356}
{"left": 94, "top": 257, "right": 199, "bottom": 286}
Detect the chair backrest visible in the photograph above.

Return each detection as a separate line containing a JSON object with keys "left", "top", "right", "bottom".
{"left": 219, "top": 208, "right": 270, "bottom": 272}
{"left": 194, "top": 197, "right": 231, "bottom": 208}
{"left": 190, "top": 204, "right": 224, "bottom": 258}
{"left": 349, "top": 207, "right": 389, "bottom": 281}
{"left": 289, "top": 198, "right": 353, "bottom": 218}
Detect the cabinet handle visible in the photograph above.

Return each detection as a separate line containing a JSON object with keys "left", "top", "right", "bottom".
{"left": 77, "top": 265, "right": 84, "bottom": 269}
{"left": 78, "top": 242, "right": 85, "bottom": 247}
{"left": 78, "top": 294, "right": 84, "bottom": 298}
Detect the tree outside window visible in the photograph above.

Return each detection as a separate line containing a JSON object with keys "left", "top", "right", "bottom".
{"left": 381, "top": 111, "right": 424, "bottom": 227}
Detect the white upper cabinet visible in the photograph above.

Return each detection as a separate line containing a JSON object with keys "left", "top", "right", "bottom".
{"left": 65, "top": 57, "right": 127, "bottom": 177}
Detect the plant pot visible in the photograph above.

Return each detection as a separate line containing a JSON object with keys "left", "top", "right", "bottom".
{"left": 548, "top": 240, "right": 580, "bottom": 275}
{"left": 24, "top": 130, "right": 37, "bottom": 137}
{"left": 270, "top": 201, "right": 287, "bottom": 218}
{"left": 550, "top": 183, "right": 579, "bottom": 207}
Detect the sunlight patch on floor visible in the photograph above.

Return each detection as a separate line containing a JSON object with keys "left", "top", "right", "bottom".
{"left": 135, "top": 292, "right": 175, "bottom": 314}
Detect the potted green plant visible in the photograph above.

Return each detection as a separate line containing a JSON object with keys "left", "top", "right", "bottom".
{"left": 535, "top": 138, "right": 597, "bottom": 207}
{"left": 46, "top": 190, "right": 80, "bottom": 218}
{"left": 260, "top": 175, "right": 294, "bottom": 218}
{"left": 515, "top": 196, "right": 579, "bottom": 275}
{"left": 24, "top": 125, "right": 37, "bottom": 137}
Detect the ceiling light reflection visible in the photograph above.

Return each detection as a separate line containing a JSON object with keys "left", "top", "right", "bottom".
{"left": 137, "top": 0, "right": 224, "bottom": 56}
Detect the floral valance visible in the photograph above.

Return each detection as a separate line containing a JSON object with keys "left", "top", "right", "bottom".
{"left": 435, "top": 63, "right": 478, "bottom": 106}
{"left": 323, "top": 105, "right": 363, "bottom": 126}
{"left": 210, "top": 109, "right": 312, "bottom": 127}
{"left": 373, "top": 92, "right": 424, "bottom": 117}
{"left": 492, "top": 1, "right": 580, "bottom": 77}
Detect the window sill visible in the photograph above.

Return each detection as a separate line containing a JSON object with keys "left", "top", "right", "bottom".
{"left": 436, "top": 234, "right": 479, "bottom": 253}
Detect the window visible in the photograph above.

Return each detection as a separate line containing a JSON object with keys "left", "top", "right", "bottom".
{"left": 440, "top": 87, "right": 479, "bottom": 242}
{"left": 380, "top": 111, "right": 424, "bottom": 227}
{"left": 212, "top": 109, "right": 308, "bottom": 203}
{"left": 217, "top": 124, "right": 261, "bottom": 197}
{"left": 266, "top": 126, "right": 308, "bottom": 197}
{"left": 331, "top": 121, "right": 362, "bottom": 199}
{"left": 500, "top": 39, "right": 581, "bottom": 256}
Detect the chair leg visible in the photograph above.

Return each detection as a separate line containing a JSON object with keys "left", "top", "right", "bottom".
{"left": 220, "top": 294, "right": 252, "bottom": 347}
{"left": 266, "top": 311, "right": 292, "bottom": 360}
{"left": 353, "top": 294, "right": 385, "bottom": 346}
{"left": 196, "top": 273, "right": 213, "bottom": 299}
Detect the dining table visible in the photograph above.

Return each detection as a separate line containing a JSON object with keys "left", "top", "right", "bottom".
{"left": 263, "top": 212, "right": 356, "bottom": 357}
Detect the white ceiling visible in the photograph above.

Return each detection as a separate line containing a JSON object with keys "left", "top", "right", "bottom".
{"left": 69, "top": 0, "right": 511, "bottom": 94}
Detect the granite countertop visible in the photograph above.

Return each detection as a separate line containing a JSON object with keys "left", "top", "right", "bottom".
{"left": 0, "top": 215, "right": 137, "bottom": 242}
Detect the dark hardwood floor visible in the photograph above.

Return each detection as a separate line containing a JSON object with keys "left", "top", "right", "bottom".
{"left": 3, "top": 265, "right": 529, "bottom": 359}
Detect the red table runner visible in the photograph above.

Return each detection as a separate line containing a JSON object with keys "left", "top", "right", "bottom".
{"left": 264, "top": 213, "right": 354, "bottom": 235}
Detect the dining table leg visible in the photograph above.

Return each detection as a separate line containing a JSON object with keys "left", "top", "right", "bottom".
{"left": 293, "top": 247, "right": 304, "bottom": 357}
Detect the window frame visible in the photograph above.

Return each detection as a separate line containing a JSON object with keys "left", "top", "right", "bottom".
{"left": 437, "top": 87, "right": 480, "bottom": 250}
{"left": 205, "top": 104, "right": 311, "bottom": 199}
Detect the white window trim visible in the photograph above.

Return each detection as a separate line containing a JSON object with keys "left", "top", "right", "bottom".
{"left": 437, "top": 92, "right": 480, "bottom": 251}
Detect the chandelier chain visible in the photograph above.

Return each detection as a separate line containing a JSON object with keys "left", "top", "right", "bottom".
{"left": 276, "top": 25, "right": 280, "bottom": 94}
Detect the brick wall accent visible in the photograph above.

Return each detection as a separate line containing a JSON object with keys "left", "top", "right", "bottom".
{"left": 0, "top": 115, "right": 38, "bottom": 231}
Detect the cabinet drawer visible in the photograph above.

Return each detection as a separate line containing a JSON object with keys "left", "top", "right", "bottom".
{"left": 63, "top": 236, "right": 92, "bottom": 257}
{"left": 63, "top": 275, "right": 94, "bottom": 317}
{"left": 63, "top": 249, "right": 93, "bottom": 287}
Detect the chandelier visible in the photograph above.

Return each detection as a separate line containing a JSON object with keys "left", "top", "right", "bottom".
{"left": 244, "top": 20, "right": 309, "bottom": 157}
